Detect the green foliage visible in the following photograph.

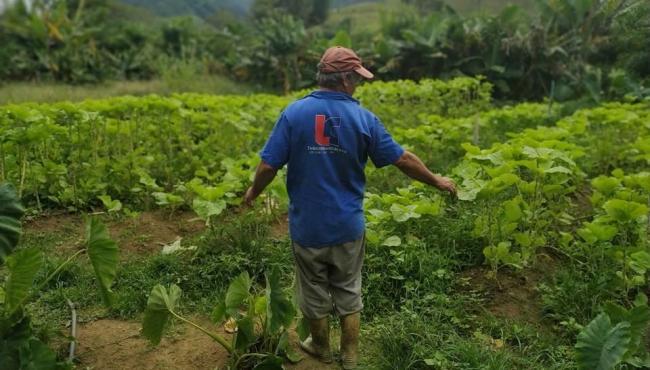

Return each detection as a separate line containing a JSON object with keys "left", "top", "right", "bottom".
{"left": 1, "top": 0, "right": 647, "bottom": 101}
{"left": 86, "top": 217, "right": 119, "bottom": 306}
{"left": 142, "top": 268, "right": 299, "bottom": 368}
{"left": 252, "top": 0, "right": 330, "bottom": 25}
{"left": 265, "top": 268, "right": 296, "bottom": 333}
{"left": 576, "top": 170, "right": 650, "bottom": 294}
{"left": 0, "top": 185, "right": 119, "bottom": 369}
{"left": 4, "top": 248, "right": 43, "bottom": 317}
{"left": 575, "top": 313, "right": 631, "bottom": 370}
{"left": 0, "top": 78, "right": 489, "bottom": 212}
{"left": 142, "top": 284, "right": 182, "bottom": 345}
{"left": 576, "top": 295, "right": 650, "bottom": 370}
{"left": 0, "top": 184, "right": 25, "bottom": 264}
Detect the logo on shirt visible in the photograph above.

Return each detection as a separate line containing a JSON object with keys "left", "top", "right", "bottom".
{"left": 314, "top": 114, "right": 340, "bottom": 146}
{"left": 308, "top": 114, "right": 347, "bottom": 155}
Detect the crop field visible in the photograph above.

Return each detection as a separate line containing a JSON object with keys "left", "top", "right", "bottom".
{"left": 1, "top": 77, "right": 650, "bottom": 369}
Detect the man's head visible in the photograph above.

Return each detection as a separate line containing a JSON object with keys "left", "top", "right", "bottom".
{"left": 317, "top": 46, "right": 373, "bottom": 96}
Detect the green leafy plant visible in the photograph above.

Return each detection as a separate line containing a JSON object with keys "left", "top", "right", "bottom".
{"left": 455, "top": 138, "right": 580, "bottom": 277}
{"left": 142, "top": 268, "right": 301, "bottom": 369}
{"left": 98, "top": 194, "right": 123, "bottom": 214}
{"left": 0, "top": 183, "right": 119, "bottom": 369}
{"left": 578, "top": 172, "right": 649, "bottom": 295}
{"left": 576, "top": 294, "right": 650, "bottom": 370}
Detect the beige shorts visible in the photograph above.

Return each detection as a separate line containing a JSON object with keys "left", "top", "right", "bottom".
{"left": 292, "top": 235, "right": 365, "bottom": 319}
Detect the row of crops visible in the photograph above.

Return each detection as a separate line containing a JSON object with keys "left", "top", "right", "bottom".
{"left": 0, "top": 78, "right": 489, "bottom": 219}
{"left": 1, "top": 77, "right": 650, "bottom": 369}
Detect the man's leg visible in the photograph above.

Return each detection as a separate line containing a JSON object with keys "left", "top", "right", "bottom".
{"left": 329, "top": 236, "right": 365, "bottom": 369}
{"left": 292, "top": 242, "right": 334, "bottom": 363}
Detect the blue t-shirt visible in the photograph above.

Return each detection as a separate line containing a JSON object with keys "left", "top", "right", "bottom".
{"left": 260, "top": 90, "right": 404, "bottom": 248}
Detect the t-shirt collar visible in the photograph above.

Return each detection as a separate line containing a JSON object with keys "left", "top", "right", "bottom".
{"left": 308, "top": 90, "right": 359, "bottom": 104}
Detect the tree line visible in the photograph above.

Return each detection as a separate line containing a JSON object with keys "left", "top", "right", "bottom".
{"left": 0, "top": 0, "right": 648, "bottom": 103}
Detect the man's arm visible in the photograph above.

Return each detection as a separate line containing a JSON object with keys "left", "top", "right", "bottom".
{"left": 393, "top": 151, "right": 457, "bottom": 196}
{"left": 243, "top": 161, "right": 278, "bottom": 205}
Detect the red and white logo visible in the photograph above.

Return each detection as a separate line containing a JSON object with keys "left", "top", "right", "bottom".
{"left": 314, "top": 114, "right": 340, "bottom": 146}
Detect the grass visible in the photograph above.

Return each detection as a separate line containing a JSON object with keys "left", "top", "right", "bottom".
{"left": 0, "top": 74, "right": 259, "bottom": 105}
{"left": 15, "top": 200, "right": 616, "bottom": 369}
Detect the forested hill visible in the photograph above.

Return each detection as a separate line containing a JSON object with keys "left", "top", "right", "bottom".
{"left": 117, "top": 0, "right": 376, "bottom": 18}
{"left": 120, "top": 0, "right": 254, "bottom": 17}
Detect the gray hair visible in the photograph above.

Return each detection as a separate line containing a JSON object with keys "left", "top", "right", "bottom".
{"left": 316, "top": 65, "right": 363, "bottom": 90}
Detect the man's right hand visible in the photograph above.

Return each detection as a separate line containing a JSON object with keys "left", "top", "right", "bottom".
{"left": 243, "top": 187, "right": 257, "bottom": 207}
{"left": 435, "top": 176, "right": 457, "bottom": 197}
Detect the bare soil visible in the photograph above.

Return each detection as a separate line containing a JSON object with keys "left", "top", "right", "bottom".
{"left": 107, "top": 210, "right": 204, "bottom": 257}
{"left": 24, "top": 210, "right": 204, "bottom": 259}
{"left": 25, "top": 211, "right": 82, "bottom": 233}
{"left": 74, "top": 319, "right": 339, "bottom": 370}
{"left": 75, "top": 319, "right": 227, "bottom": 370}
{"left": 462, "top": 255, "right": 556, "bottom": 326}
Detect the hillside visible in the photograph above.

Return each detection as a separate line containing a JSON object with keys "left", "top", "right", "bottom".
{"left": 114, "top": 0, "right": 535, "bottom": 24}
{"left": 117, "top": 0, "right": 375, "bottom": 19}
{"left": 120, "top": 0, "right": 254, "bottom": 17}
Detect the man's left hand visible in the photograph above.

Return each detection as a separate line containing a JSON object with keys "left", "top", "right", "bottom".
{"left": 436, "top": 176, "right": 457, "bottom": 197}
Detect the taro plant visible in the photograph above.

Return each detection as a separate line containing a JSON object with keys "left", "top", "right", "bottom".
{"left": 576, "top": 294, "right": 650, "bottom": 370}
{"left": 142, "top": 268, "right": 302, "bottom": 369}
{"left": 0, "top": 183, "right": 119, "bottom": 369}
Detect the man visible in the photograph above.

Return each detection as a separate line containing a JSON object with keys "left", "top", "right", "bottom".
{"left": 244, "top": 46, "right": 456, "bottom": 369}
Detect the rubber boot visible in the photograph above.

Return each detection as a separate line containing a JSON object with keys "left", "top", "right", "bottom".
{"left": 299, "top": 317, "right": 333, "bottom": 363}
{"left": 340, "top": 312, "right": 360, "bottom": 370}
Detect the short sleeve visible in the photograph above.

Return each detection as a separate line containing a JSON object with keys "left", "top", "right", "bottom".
{"left": 368, "top": 117, "right": 404, "bottom": 168}
{"left": 260, "top": 112, "right": 290, "bottom": 169}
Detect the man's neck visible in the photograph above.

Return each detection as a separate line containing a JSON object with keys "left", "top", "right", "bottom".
{"left": 319, "top": 87, "right": 352, "bottom": 96}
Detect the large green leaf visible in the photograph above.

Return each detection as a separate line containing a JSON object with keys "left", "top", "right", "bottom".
{"left": 457, "top": 177, "right": 487, "bottom": 201}
{"left": 234, "top": 316, "right": 256, "bottom": 351}
{"left": 603, "top": 199, "right": 648, "bottom": 223}
{"left": 142, "top": 284, "right": 182, "bottom": 345}
{"left": 502, "top": 198, "right": 523, "bottom": 222}
{"left": 18, "top": 338, "right": 59, "bottom": 370}
{"left": 575, "top": 313, "right": 631, "bottom": 370}
{"left": 192, "top": 198, "right": 226, "bottom": 222}
{"left": 592, "top": 176, "right": 621, "bottom": 196}
{"left": 211, "top": 301, "right": 227, "bottom": 324}
{"left": 5, "top": 248, "right": 43, "bottom": 316}
{"left": 225, "top": 271, "right": 251, "bottom": 315}
{"left": 86, "top": 217, "right": 119, "bottom": 307}
{"left": 266, "top": 268, "right": 296, "bottom": 334}
{"left": 382, "top": 236, "right": 402, "bottom": 247}
{"left": 603, "top": 299, "right": 650, "bottom": 357}
{"left": 390, "top": 203, "right": 421, "bottom": 223}
{"left": 0, "top": 184, "right": 25, "bottom": 265}
{"left": 296, "top": 316, "right": 310, "bottom": 341}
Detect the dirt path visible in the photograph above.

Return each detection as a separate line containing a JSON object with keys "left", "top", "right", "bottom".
{"left": 75, "top": 319, "right": 339, "bottom": 370}
{"left": 76, "top": 319, "right": 227, "bottom": 370}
